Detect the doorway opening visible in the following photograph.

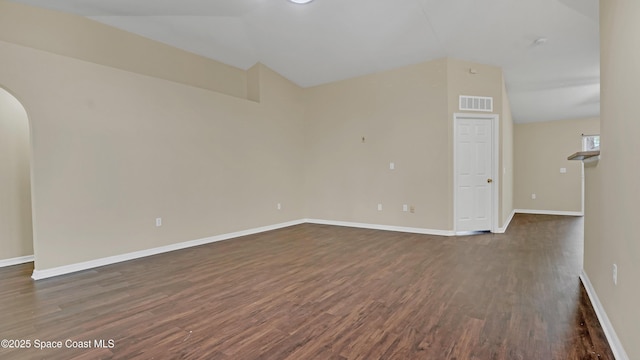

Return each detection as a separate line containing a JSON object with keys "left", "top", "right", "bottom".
{"left": 0, "top": 86, "right": 34, "bottom": 268}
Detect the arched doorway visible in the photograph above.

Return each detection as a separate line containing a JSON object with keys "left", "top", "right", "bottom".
{"left": 0, "top": 86, "right": 34, "bottom": 268}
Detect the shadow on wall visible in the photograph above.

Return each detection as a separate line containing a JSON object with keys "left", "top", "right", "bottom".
{"left": 0, "top": 86, "right": 34, "bottom": 265}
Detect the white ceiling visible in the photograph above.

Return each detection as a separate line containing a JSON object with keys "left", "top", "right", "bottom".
{"left": 9, "top": 0, "right": 600, "bottom": 123}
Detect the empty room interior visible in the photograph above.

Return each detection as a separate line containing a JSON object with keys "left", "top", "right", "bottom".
{"left": 0, "top": 0, "right": 638, "bottom": 359}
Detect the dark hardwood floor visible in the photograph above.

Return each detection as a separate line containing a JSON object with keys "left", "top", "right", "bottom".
{"left": 0, "top": 214, "right": 613, "bottom": 359}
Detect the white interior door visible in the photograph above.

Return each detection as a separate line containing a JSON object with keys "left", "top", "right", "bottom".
{"left": 455, "top": 116, "right": 495, "bottom": 232}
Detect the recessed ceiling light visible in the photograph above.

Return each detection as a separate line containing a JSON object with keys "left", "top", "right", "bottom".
{"left": 289, "top": 0, "right": 314, "bottom": 4}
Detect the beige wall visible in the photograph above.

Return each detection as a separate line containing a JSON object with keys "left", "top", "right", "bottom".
{"left": 446, "top": 58, "right": 504, "bottom": 119}
{"left": 583, "top": 0, "right": 640, "bottom": 358}
{"left": 0, "top": 87, "right": 33, "bottom": 261}
{"left": 514, "top": 117, "right": 599, "bottom": 213}
{"left": 304, "top": 58, "right": 511, "bottom": 231}
{"left": 304, "top": 59, "right": 451, "bottom": 229}
{"left": 500, "top": 78, "right": 514, "bottom": 226}
{"left": 0, "top": 1, "right": 248, "bottom": 100}
{"left": 0, "top": 40, "right": 305, "bottom": 270}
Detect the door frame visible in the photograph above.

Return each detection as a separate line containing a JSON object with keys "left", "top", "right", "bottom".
{"left": 453, "top": 113, "right": 500, "bottom": 234}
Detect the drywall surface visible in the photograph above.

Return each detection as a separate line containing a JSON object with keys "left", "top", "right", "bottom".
{"left": 0, "top": 87, "right": 33, "bottom": 261}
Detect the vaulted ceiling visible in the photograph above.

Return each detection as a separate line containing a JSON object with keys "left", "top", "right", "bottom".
{"left": 9, "top": 0, "right": 600, "bottom": 123}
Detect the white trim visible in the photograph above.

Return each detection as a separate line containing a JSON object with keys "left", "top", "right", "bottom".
{"left": 453, "top": 113, "right": 500, "bottom": 233}
{"left": 580, "top": 270, "right": 629, "bottom": 360}
{"left": 495, "top": 209, "right": 516, "bottom": 233}
{"left": 581, "top": 162, "right": 585, "bottom": 215}
{"left": 455, "top": 230, "right": 489, "bottom": 236}
{"left": 305, "top": 219, "right": 455, "bottom": 236}
{"left": 515, "top": 209, "right": 583, "bottom": 216}
{"left": 584, "top": 155, "right": 600, "bottom": 165}
{"left": 492, "top": 115, "right": 500, "bottom": 232}
{"left": 0, "top": 255, "right": 34, "bottom": 268}
{"left": 29, "top": 216, "right": 492, "bottom": 280}
{"left": 31, "top": 219, "right": 306, "bottom": 280}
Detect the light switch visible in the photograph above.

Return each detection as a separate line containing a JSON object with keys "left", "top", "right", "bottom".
{"left": 390, "top": 162, "right": 395, "bottom": 170}
{"left": 560, "top": 168, "right": 567, "bottom": 173}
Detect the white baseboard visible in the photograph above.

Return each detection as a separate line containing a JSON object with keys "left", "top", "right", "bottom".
{"left": 305, "top": 218, "right": 455, "bottom": 236}
{"left": 515, "top": 209, "right": 584, "bottom": 216}
{"left": 28, "top": 217, "right": 492, "bottom": 280}
{"left": 0, "top": 255, "right": 34, "bottom": 268}
{"left": 495, "top": 209, "right": 516, "bottom": 233}
{"left": 580, "top": 270, "right": 629, "bottom": 360}
{"left": 31, "top": 219, "right": 306, "bottom": 280}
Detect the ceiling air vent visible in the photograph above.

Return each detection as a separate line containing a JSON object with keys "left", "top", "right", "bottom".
{"left": 459, "top": 95, "right": 493, "bottom": 112}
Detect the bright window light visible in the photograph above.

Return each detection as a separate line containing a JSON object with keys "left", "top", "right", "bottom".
{"left": 582, "top": 134, "right": 600, "bottom": 151}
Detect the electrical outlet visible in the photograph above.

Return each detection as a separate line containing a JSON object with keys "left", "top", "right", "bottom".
{"left": 155, "top": 218, "right": 162, "bottom": 227}
{"left": 277, "top": 203, "right": 282, "bottom": 210}
{"left": 409, "top": 205, "right": 415, "bottom": 213}
{"left": 613, "top": 263, "right": 618, "bottom": 285}
{"left": 560, "top": 167, "right": 567, "bottom": 174}
{"left": 403, "top": 204, "right": 408, "bottom": 212}
{"left": 531, "top": 193, "right": 536, "bottom": 200}
{"left": 390, "top": 162, "right": 395, "bottom": 170}
{"left": 377, "top": 204, "right": 383, "bottom": 211}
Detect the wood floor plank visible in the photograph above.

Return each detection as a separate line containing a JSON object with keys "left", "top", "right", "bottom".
{"left": 0, "top": 214, "right": 615, "bottom": 359}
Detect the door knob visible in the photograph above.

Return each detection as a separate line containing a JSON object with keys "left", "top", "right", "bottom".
{"left": 487, "top": 178, "right": 493, "bottom": 183}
